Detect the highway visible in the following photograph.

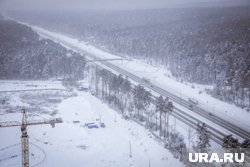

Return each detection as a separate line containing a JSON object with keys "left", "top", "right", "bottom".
{"left": 94, "top": 54, "right": 250, "bottom": 140}
{"left": 36, "top": 29, "right": 250, "bottom": 145}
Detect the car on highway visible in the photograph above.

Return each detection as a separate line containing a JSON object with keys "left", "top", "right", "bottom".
{"left": 188, "top": 104, "right": 194, "bottom": 110}
{"left": 78, "top": 86, "right": 88, "bottom": 91}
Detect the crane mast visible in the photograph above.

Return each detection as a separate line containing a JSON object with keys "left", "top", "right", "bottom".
{"left": 21, "top": 109, "right": 29, "bottom": 167}
{"left": 0, "top": 108, "right": 63, "bottom": 167}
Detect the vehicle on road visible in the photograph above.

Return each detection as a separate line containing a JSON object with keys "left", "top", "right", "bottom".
{"left": 78, "top": 86, "right": 88, "bottom": 91}
{"left": 188, "top": 104, "right": 194, "bottom": 110}
{"left": 188, "top": 98, "right": 198, "bottom": 105}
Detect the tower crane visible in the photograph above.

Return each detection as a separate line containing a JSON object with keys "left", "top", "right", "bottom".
{"left": 0, "top": 108, "right": 63, "bottom": 167}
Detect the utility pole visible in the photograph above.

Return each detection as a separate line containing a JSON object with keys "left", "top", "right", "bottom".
{"left": 212, "top": 103, "right": 218, "bottom": 113}
{"left": 0, "top": 108, "right": 63, "bottom": 167}
{"left": 129, "top": 140, "right": 132, "bottom": 158}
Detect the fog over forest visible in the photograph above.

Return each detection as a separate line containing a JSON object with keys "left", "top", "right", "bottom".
{"left": 0, "top": 0, "right": 250, "bottom": 166}
{"left": 1, "top": 0, "right": 250, "bottom": 11}
{"left": 1, "top": 0, "right": 250, "bottom": 109}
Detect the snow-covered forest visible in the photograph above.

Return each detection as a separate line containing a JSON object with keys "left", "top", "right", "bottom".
{"left": 0, "top": 1, "right": 250, "bottom": 165}
{"left": 0, "top": 18, "right": 86, "bottom": 80}
{"left": 7, "top": 6, "right": 250, "bottom": 108}
{"left": 0, "top": 16, "right": 192, "bottom": 167}
{"left": 89, "top": 65, "right": 210, "bottom": 165}
{"left": 0, "top": 16, "right": 216, "bottom": 166}
{"left": 7, "top": 7, "right": 250, "bottom": 107}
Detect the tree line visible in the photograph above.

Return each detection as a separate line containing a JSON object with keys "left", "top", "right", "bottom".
{"left": 90, "top": 65, "right": 214, "bottom": 165}
{"left": 9, "top": 6, "right": 250, "bottom": 109}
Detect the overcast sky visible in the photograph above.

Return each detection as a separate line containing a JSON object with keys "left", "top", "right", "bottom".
{"left": 0, "top": 0, "right": 249, "bottom": 11}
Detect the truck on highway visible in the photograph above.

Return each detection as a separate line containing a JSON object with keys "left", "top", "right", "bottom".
{"left": 188, "top": 98, "right": 198, "bottom": 105}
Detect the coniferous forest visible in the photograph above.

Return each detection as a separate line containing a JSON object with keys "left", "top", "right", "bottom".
{"left": 0, "top": 2, "right": 249, "bottom": 166}
{"left": 7, "top": 6, "right": 250, "bottom": 108}
{"left": 0, "top": 18, "right": 86, "bottom": 80}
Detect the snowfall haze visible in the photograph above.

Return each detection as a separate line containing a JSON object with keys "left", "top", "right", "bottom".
{"left": 1, "top": 0, "right": 250, "bottom": 11}
{"left": 0, "top": 0, "right": 250, "bottom": 166}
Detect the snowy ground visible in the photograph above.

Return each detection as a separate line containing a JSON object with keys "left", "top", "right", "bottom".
{"left": 19, "top": 23, "right": 250, "bottom": 132}
{"left": 0, "top": 81, "right": 184, "bottom": 167}
{"left": 1, "top": 19, "right": 248, "bottom": 166}
{"left": 0, "top": 80, "right": 73, "bottom": 116}
{"left": 0, "top": 80, "right": 65, "bottom": 92}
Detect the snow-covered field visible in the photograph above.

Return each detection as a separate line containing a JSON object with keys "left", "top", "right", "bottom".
{"left": 0, "top": 80, "right": 72, "bottom": 116}
{"left": 1, "top": 20, "right": 248, "bottom": 167}
{"left": 22, "top": 24, "right": 250, "bottom": 132}
{"left": 0, "top": 81, "right": 184, "bottom": 167}
{"left": 0, "top": 80, "right": 65, "bottom": 92}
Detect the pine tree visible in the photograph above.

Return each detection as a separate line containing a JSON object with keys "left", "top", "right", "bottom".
{"left": 133, "top": 85, "right": 151, "bottom": 121}
{"left": 155, "top": 95, "right": 164, "bottom": 134}
{"left": 120, "top": 78, "right": 132, "bottom": 115}
{"left": 196, "top": 123, "right": 210, "bottom": 153}
{"left": 164, "top": 100, "right": 173, "bottom": 139}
